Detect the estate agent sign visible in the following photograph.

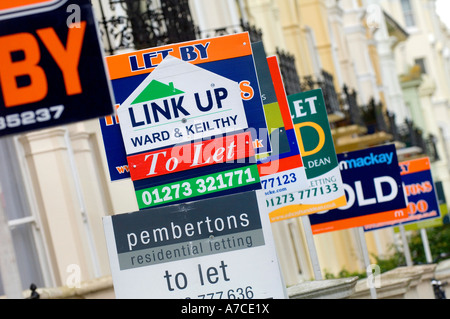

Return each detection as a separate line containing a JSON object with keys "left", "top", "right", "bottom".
{"left": 103, "top": 191, "right": 287, "bottom": 299}
{"left": 0, "top": 0, "right": 114, "bottom": 136}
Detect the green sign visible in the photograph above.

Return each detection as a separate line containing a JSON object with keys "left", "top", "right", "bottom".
{"left": 289, "top": 89, "right": 338, "bottom": 177}
{"left": 268, "top": 89, "right": 346, "bottom": 222}
{"left": 135, "top": 165, "right": 260, "bottom": 209}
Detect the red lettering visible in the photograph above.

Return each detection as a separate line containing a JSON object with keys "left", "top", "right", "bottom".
{"left": 407, "top": 199, "right": 429, "bottom": 215}
{"left": 405, "top": 181, "right": 433, "bottom": 196}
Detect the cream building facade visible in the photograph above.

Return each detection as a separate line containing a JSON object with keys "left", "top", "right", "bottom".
{"left": 1, "top": 0, "right": 449, "bottom": 297}
{"left": 242, "top": 0, "right": 399, "bottom": 282}
{"left": 379, "top": 0, "right": 450, "bottom": 220}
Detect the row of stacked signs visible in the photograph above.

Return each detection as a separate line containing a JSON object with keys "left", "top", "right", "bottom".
{"left": 0, "top": 1, "right": 440, "bottom": 298}
{"left": 99, "top": 33, "right": 443, "bottom": 298}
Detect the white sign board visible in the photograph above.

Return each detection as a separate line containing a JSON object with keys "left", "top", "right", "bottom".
{"left": 103, "top": 191, "right": 287, "bottom": 299}
{"left": 117, "top": 55, "right": 248, "bottom": 155}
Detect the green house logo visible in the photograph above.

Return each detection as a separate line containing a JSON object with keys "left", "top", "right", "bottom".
{"left": 117, "top": 55, "right": 249, "bottom": 155}
{"left": 131, "top": 81, "right": 185, "bottom": 104}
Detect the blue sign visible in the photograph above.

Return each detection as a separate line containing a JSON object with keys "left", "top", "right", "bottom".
{"left": 99, "top": 33, "right": 270, "bottom": 181}
{"left": 0, "top": 0, "right": 114, "bottom": 137}
{"left": 99, "top": 114, "right": 129, "bottom": 181}
{"left": 309, "top": 144, "right": 407, "bottom": 233}
{"left": 365, "top": 157, "right": 441, "bottom": 231}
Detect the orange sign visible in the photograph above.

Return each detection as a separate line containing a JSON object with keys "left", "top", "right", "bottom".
{"left": 364, "top": 157, "right": 440, "bottom": 231}
{"left": 399, "top": 157, "right": 431, "bottom": 175}
{"left": 0, "top": 0, "right": 115, "bottom": 137}
{"left": 0, "top": 21, "right": 86, "bottom": 107}
{"left": 106, "top": 33, "right": 253, "bottom": 80}
{"left": 312, "top": 208, "right": 407, "bottom": 234}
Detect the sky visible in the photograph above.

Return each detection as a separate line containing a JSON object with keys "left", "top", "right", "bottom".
{"left": 435, "top": 0, "right": 450, "bottom": 29}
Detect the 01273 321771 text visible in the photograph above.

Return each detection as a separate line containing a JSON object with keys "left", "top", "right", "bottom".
{"left": 135, "top": 165, "right": 260, "bottom": 209}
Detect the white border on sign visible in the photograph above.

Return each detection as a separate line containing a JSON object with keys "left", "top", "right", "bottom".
{"left": 0, "top": 0, "right": 68, "bottom": 20}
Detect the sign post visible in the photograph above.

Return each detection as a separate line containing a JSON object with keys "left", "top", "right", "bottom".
{"left": 357, "top": 227, "right": 377, "bottom": 299}
{"left": 399, "top": 224, "right": 413, "bottom": 266}
{"left": 300, "top": 215, "right": 322, "bottom": 280}
{"left": 420, "top": 228, "right": 433, "bottom": 263}
{"left": 364, "top": 157, "right": 441, "bottom": 265}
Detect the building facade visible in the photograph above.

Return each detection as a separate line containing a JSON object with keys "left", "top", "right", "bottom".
{"left": 0, "top": 0, "right": 448, "bottom": 297}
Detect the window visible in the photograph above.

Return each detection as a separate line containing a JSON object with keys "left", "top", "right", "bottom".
{"left": 401, "top": 0, "right": 416, "bottom": 28}
{"left": 414, "top": 58, "right": 427, "bottom": 74}
{"left": 94, "top": 0, "right": 198, "bottom": 55}
{"left": 0, "top": 137, "right": 50, "bottom": 296}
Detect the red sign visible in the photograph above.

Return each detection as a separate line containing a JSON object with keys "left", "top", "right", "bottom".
{"left": 127, "top": 131, "right": 254, "bottom": 181}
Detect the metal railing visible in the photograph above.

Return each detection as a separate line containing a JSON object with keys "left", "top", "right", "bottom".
{"left": 95, "top": 0, "right": 198, "bottom": 54}
{"left": 94, "top": 0, "right": 262, "bottom": 55}
{"left": 276, "top": 49, "right": 302, "bottom": 96}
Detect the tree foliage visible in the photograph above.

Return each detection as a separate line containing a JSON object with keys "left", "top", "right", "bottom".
{"left": 409, "top": 223, "right": 450, "bottom": 264}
